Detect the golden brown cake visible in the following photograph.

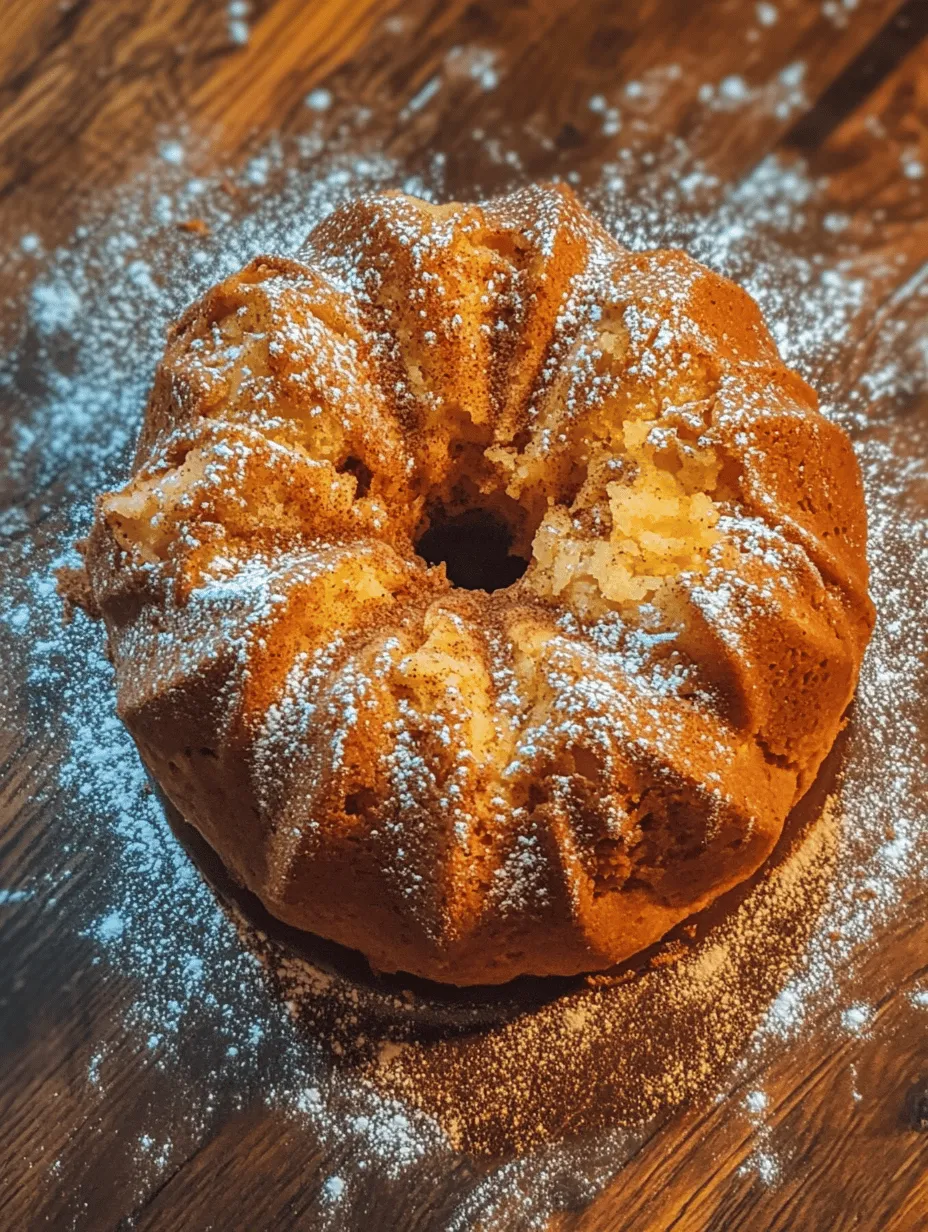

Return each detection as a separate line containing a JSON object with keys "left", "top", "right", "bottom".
{"left": 76, "top": 183, "right": 874, "bottom": 985}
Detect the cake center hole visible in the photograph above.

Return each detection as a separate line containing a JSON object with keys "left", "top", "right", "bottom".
{"left": 416, "top": 508, "right": 529, "bottom": 592}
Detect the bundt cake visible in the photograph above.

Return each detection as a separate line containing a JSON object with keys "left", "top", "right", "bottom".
{"left": 76, "top": 183, "right": 874, "bottom": 985}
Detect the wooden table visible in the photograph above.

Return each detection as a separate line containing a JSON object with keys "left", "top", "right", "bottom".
{"left": 1, "top": 1, "right": 926, "bottom": 1228}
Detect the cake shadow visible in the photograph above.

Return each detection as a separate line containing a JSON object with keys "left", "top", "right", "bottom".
{"left": 157, "top": 789, "right": 580, "bottom": 1037}
{"left": 154, "top": 720, "right": 850, "bottom": 1051}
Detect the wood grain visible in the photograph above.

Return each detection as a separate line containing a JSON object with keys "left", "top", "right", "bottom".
{"left": 0, "top": 1, "right": 926, "bottom": 1229}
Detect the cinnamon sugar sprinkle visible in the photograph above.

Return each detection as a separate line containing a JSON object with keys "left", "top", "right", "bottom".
{"left": 0, "top": 77, "right": 926, "bottom": 1227}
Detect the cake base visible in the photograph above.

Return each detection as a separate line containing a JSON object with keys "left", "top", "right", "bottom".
{"left": 153, "top": 720, "right": 847, "bottom": 1040}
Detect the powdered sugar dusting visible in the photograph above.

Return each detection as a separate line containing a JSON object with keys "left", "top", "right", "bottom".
{"left": 1, "top": 75, "right": 925, "bottom": 1229}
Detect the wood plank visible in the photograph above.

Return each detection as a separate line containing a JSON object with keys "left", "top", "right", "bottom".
{"left": 787, "top": 0, "right": 928, "bottom": 147}
{"left": 573, "top": 913, "right": 928, "bottom": 1231}
{"left": 0, "top": 0, "right": 906, "bottom": 247}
